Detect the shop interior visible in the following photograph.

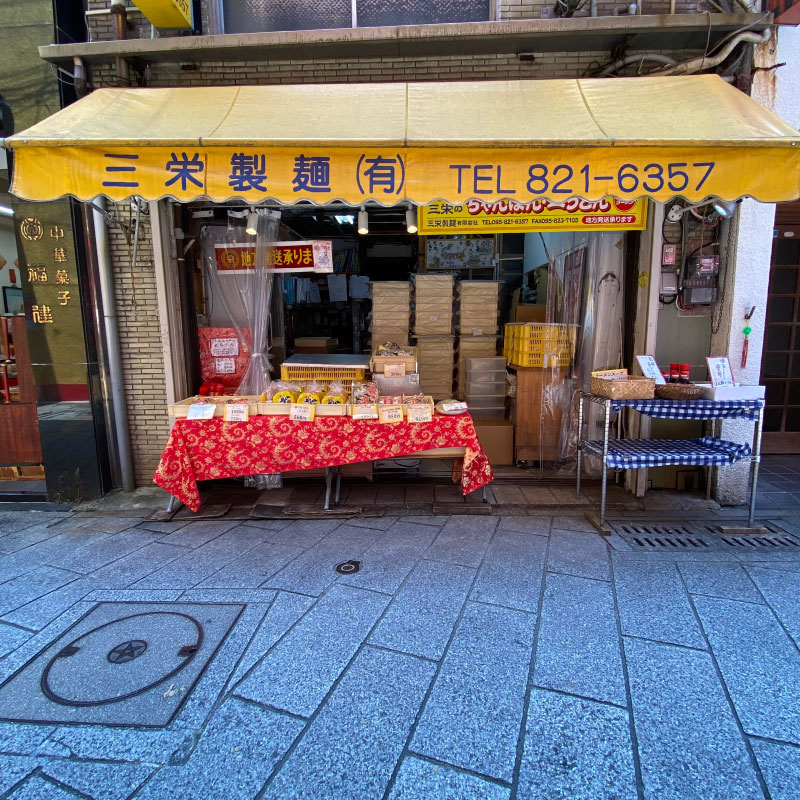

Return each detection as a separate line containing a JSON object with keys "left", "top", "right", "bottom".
{"left": 169, "top": 200, "right": 644, "bottom": 497}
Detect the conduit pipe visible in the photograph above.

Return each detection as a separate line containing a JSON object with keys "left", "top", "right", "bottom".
{"left": 652, "top": 29, "right": 770, "bottom": 76}
{"left": 92, "top": 197, "right": 136, "bottom": 492}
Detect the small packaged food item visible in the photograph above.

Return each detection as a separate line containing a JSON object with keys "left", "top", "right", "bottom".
{"left": 402, "top": 394, "right": 426, "bottom": 405}
{"left": 379, "top": 395, "right": 403, "bottom": 405}
{"left": 352, "top": 381, "right": 379, "bottom": 404}
{"left": 298, "top": 380, "right": 324, "bottom": 405}
{"left": 375, "top": 342, "right": 414, "bottom": 357}
{"left": 266, "top": 381, "right": 300, "bottom": 404}
{"left": 322, "top": 380, "right": 347, "bottom": 404}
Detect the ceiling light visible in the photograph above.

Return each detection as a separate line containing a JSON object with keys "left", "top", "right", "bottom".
{"left": 712, "top": 200, "right": 737, "bottom": 219}
{"left": 405, "top": 206, "right": 418, "bottom": 234}
{"left": 246, "top": 210, "right": 258, "bottom": 236}
{"left": 357, "top": 206, "right": 369, "bottom": 235}
{"left": 667, "top": 199, "right": 738, "bottom": 223}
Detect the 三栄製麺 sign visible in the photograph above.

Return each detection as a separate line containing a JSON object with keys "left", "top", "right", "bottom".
{"left": 418, "top": 197, "right": 647, "bottom": 234}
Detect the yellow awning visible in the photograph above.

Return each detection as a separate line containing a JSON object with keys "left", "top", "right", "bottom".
{"left": 7, "top": 75, "right": 800, "bottom": 204}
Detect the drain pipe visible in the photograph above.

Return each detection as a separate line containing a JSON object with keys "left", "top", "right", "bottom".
{"left": 92, "top": 197, "right": 136, "bottom": 492}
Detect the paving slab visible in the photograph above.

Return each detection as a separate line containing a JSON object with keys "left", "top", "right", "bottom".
{"left": 0, "top": 755, "right": 38, "bottom": 795}
{"left": 411, "top": 602, "right": 534, "bottom": 782}
{"left": 613, "top": 560, "right": 705, "bottom": 648}
{"left": 153, "top": 520, "right": 240, "bottom": 548}
{"left": 369, "top": 560, "right": 475, "bottom": 661}
{"left": 262, "top": 647, "right": 434, "bottom": 800}
{"left": 258, "top": 518, "right": 344, "bottom": 548}
{"left": 425, "top": 517, "right": 497, "bottom": 568}
{"left": 547, "top": 529, "right": 610, "bottom": 581}
{"left": 533, "top": 572, "right": 626, "bottom": 706}
{"left": 0, "top": 722, "right": 54, "bottom": 756}
{"left": 496, "top": 516, "right": 552, "bottom": 536}
{"left": 0, "top": 624, "right": 32, "bottom": 660}
{"left": 470, "top": 529, "right": 546, "bottom": 613}
{"left": 7, "top": 775, "right": 75, "bottom": 800}
{"left": 677, "top": 562, "right": 764, "bottom": 604}
{"left": 1, "top": 576, "right": 99, "bottom": 631}
{"left": 86, "top": 542, "right": 189, "bottom": 588}
{"left": 55, "top": 529, "right": 163, "bottom": 574}
{"left": 195, "top": 541, "right": 303, "bottom": 589}
{"left": 234, "top": 583, "right": 389, "bottom": 717}
{"left": 693, "top": 595, "right": 800, "bottom": 745}
{"left": 263, "top": 524, "right": 378, "bottom": 595}
{"left": 519, "top": 689, "right": 637, "bottom": 800}
{"left": 744, "top": 566, "right": 800, "bottom": 645}
{"left": 387, "top": 756, "right": 510, "bottom": 800}
{"left": 625, "top": 636, "right": 764, "bottom": 800}
{"left": 750, "top": 739, "right": 800, "bottom": 800}
{"left": 0, "top": 567, "right": 79, "bottom": 618}
{"left": 137, "top": 697, "right": 303, "bottom": 800}
{"left": 41, "top": 760, "right": 155, "bottom": 800}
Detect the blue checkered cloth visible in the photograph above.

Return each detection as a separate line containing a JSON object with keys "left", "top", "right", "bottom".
{"left": 608, "top": 398, "right": 764, "bottom": 421}
{"left": 583, "top": 437, "right": 752, "bottom": 469}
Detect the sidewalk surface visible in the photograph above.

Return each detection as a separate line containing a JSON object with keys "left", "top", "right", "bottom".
{"left": 0, "top": 495, "right": 799, "bottom": 798}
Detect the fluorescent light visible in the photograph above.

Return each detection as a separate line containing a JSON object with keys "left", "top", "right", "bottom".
{"left": 405, "top": 206, "right": 418, "bottom": 234}
{"left": 334, "top": 214, "right": 354, "bottom": 225}
{"left": 0, "top": 205, "right": 13, "bottom": 217}
{"left": 357, "top": 206, "right": 369, "bottom": 235}
{"left": 246, "top": 211, "right": 258, "bottom": 236}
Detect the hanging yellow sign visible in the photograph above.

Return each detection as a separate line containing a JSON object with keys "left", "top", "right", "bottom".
{"left": 418, "top": 197, "right": 648, "bottom": 234}
{"left": 135, "top": 0, "right": 193, "bottom": 29}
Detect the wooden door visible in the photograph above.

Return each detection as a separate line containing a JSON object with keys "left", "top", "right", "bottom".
{"left": 761, "top": 203, "right": 800, "bottom": 452}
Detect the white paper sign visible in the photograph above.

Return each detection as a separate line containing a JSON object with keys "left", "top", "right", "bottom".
{"left": 211, "top": 338, "right": 239, "bottom": 357}
{"left": 187, "top": 402, "right": 216, "bottom": 420}
{"left": 290, "top": 404, "right": 315, "bottom": 421}
{"left": 383, "top": 363, "right": 406, "bottom": 378}
{"left": 407, "top": 404, "right": 433, "bottom": 423}
{"left": 707, "top": 356, "right": 735, "bottom": 387}
{"left": 352, "top": 404, "right": 378, "bottom": 419}
{"left": 215, "top": 357, "right": 236, "bottom": 374}
{"left": 378, "top": 405, "right": 404, "bottom": 424}
{"left": 223, "top": 404, "right": 249, "bottom": 422}
{"left": 636, "top": 355, "right": 666, "bottom": 385}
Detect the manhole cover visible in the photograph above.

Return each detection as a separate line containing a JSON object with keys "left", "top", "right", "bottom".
{"left": 612, "top": 522, "right": 800, "bottom": 551}
{"left": 0, "top": 602, "right": 243, "bottom": 728}
{"left": 335, "top": 560, "right": 361, "bottom": 575}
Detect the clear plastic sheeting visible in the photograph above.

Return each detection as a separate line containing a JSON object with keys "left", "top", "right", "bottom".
{"left": 526, "top": 231, "right": 624, "bottom": 477}
{"left": 200, "top": 210, "right": 280, "bottom": 396}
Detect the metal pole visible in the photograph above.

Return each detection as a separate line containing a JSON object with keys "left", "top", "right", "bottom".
{"left": 748, "top": 405, "right": 764, "bottom": 527}
{"left": 92, "top": 198, "right": 136, "bottom": 492}
{"left": 576, "top": 391, "right": 584, "bottom": 498}
{"left": 600, "top": 399, "right": 611, "bottom": 526}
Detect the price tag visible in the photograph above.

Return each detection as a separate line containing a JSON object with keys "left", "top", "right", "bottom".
{"left": 223, "top": 404, "right": 249, "bottom": 422}
{"left": 472, "top": 328, "right": 484, "bottom": 336}
{"left": 210, "top": 338, "right": 239, "bottom": 357}
{"left": 383, "top": 363, "right": 406, "bottom": 378}
{"left": 290, "top": 403, "right": 316, "bottom": 421}
{"left": 378, "top": 405, "right": 404, "bottom": 424}
{"left": 407, "top": 404, "right": 433, "bottom": 423}
{"left": 187, "top": 402, "right": 216, "bottom": 420}
{"left": 215, "top": 357, "right": 236, "bottom": 374}
{"left": 352, "top": 403, "right": 378, "bottom": 420}
{"left": 428, "top": 314, "right": 439, "bottom": 321}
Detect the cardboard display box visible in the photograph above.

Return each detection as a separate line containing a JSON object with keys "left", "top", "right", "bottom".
{"left": 473, "top": 419, "right": 514, "bottom": 466}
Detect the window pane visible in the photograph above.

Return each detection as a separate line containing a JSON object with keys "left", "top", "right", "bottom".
{"left": 357, "top": 0, "right": 490, "bottom": 26}
{"left": 771, "top": 268, "right": 798, "bottom": 295}
{"left": 765, "top": 381, "right": 786, "bottom": 405}
{"left": 785, "top": 408, "right": 800, "bottom": 432}
{"left": 775, "top": 238, "right": 800, "bottom": 266}
{"left": 766, "top": 325, "right": 792, "bottom": 351}
{"left": 763, "top": 408, "right": 783, "bottom": 432}
{"left": 764, "top": 354, "right": 789, "bottom": 379}
{"left": 789, "top": 382, "right": 800, "bottom": 406}
{"left": 792, "top": 354, "right": 800, "bottom": 379}
{"left": 768, "top": 296, "right": 795, "bottom": 323}
{"left": 223, "top": 0, "right": 351, "bottom": 33}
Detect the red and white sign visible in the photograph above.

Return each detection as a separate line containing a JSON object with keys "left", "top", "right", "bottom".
{"left": 215, "top": 240, "right": 333, "bottom": 273}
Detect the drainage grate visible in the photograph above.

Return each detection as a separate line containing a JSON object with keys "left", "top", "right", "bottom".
{"left": 612, "top": 522, "right": 800, "bottom": 551}
{"left": 0, "top": 602, "right": 243, "bottom": 728}
{"left": 335, "top": 560, "right": 361, "bottom": 575}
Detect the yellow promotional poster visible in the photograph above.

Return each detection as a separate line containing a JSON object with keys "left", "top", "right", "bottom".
{"left": 419, "top": 197, "right": 648, "bottom": 233}
{"left": 135, "top": 0, "right": 193, "bottom": 29}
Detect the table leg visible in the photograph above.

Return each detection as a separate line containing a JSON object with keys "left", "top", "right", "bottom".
{"left": 576, "top": 392, "right": 584, "bottom": 499}
{"left": 324, "top": 467, "right": 334, "bottom": 511}
{"left": 482, "top": 486, "right": 487, "bottom": 503}
{"left": 334, "top": 467, "right": 342, "bottom": 506}
{"left": 748, "top": 405, "right": 764, "bottom": 528}
{"left": 166, "top": 495, "right": 181, "bottom": 514}
{"left": 600, "top": 399, "right": 611, "bottom": 528}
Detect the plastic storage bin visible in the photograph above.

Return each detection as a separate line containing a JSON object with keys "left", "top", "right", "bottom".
{"left": 468, "top": 406, "right": 506, "bottom": 421}
{"left": 466, "top": 357, "right": 506, "bottom": 371}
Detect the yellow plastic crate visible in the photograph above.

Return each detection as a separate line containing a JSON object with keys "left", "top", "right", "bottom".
{"left": 504, "top": 324, "right": 577, "bottom": 352}
{"left": 280, "top": 365, "right": 366, "bottom": 382}
{"left": 508, "top": 351, "right": 572, "bottom": 368}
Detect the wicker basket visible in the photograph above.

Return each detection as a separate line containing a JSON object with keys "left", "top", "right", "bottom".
{"left": 655, "top": 383, "right": 706, "bottom": 401}
{"left": 591, "top": 375, "right": 655, "bottom": 400}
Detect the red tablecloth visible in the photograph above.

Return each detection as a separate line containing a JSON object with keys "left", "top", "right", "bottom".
{"left": 153, "top": 412, "right": 494, "bottom": 511}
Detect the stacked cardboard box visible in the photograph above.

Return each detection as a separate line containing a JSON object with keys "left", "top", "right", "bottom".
{"left": 370, "top": 281, "right": 410, "bottom": 345}
{"left": 413, "top": 274, "right": 454, "bottom": 335}
{"left": 456, "top": 334, "right": 499, "bottom": 399}
{"left": 457, "top": 281, "right": 500, "bottom": 335}
{"left": 414, "top": 334, "right": 455, "bottom": 401}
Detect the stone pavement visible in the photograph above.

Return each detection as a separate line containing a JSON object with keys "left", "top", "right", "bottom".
{"left": 0, "top": 506, "right": 799, "bottom": 799}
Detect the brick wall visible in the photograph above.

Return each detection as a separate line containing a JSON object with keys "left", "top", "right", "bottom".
{"left": 87, "top": 0, "right": 154, "bottom": 43}
{"left": 107, "top": 203, "right": 170, "bottom": 485}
